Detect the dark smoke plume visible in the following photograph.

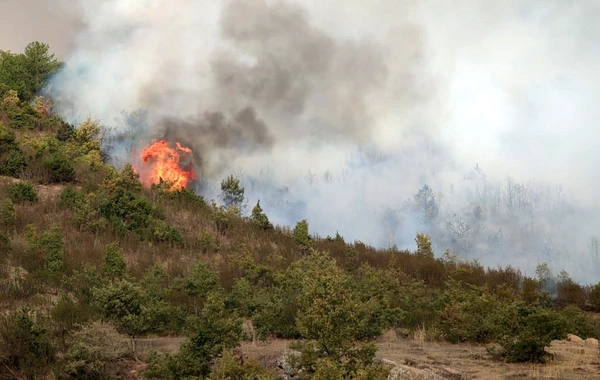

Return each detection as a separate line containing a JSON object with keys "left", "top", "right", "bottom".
{"left": 36, "top": 0, "right": 600, "bottom": 284}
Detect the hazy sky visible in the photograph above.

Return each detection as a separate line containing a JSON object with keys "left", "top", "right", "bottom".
{"left": 0, "top": 0, "right": 80, "bottom": 58}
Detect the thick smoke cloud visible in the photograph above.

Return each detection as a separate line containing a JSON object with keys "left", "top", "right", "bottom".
{"left": 36, "top": 0, "right": 600, "bottom": 283}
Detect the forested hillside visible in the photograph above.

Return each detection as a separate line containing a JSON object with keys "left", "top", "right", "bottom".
{"left": 1, "top": 42, "right": 600, "bottom": 379}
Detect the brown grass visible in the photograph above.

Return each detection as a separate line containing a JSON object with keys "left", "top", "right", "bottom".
{"left": 133, "top": 330, "right": 600, "bottom": 380}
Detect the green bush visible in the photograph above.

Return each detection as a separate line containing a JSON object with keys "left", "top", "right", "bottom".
{"left": 0, "top": 308, "right": 56, "bottom": 379}
{"left": 493, "top": 303, "right": 567, "bottom": 363}
{"left": 209, "top": 349, "right": 277, "bottom": 379}
{"left": 8, "top": 181, "right": 38, "bottom": 203}
{"left": 58, "top": 186, "right": 85, "bottom": 209}
{"left": 1, "top": 148, "right": 26, "bottom": 177}
{"left": 559, "top": 305, "right": 600, "bottom": 339}
{"left": 43, "top": 154, "right": 76, "bottom": 183}
{"left": 56, "top": 120, "right": 75, "bottom": 142}
{"left": 65, "top": 321, "right": 130, "bottom": 379}
{"left": 0, "top": 232, "right": 10, "bottom": 253}
{"left": 103, "top": 242, "right": 126, "bottom": 278}
{"left": 150, "top": 219, "right": 184, "bottom": 247}
{"left": 143, "top": 293, "right": 244, "bottom": 379}
{"left": 0, "top": 124, "right": 26, "bottom": 177}
{"left": 437, "top": 280, "right": 501, "bottom": 343}
{"left": 8, "top": 106, "right": 38, "bottom": 130}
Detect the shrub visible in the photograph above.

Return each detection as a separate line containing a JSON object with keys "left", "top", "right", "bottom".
{"left": 208, "top": 349, "right": 277, "bottom": 379}
{"left": 559, "top": 305, "right": 600, "bottom": 339}
{"left": 65, "top": 321, "right": 130, "bottom": 379}
{"left": 437, "top": 280, "right": 501, "bottom": 343}
{"left": 0, "top": 232, "right": 10, "bottom": 253}
{"left": 103, "top": 242, "right": 126, "bottom": 278}
{"left": 0, "top": 198, "right": 16, "bottom": 227}
{"left": 143, "top": 293, "right": 244, "bottom": 379}
{"left": 43, "top": 154, "right": 76, "bottom": 183}
{"left": 100, "top": 187, "right": 154, "bottom": 232}
{"left": 8, "top": 106, "right": 38, "bottom": 130}
{"left": 0, "top": 308, "right": 56, "bottom": 379}
{"left": 493, "top": 303, "right": 567, "bottom": 363}
{"left": 8, "top": 181, "right": 38, "bottom": 203}
{"left": 150, "top": 219, "right": 184, "bottom": 247}
{"left": 51, "top": 295, "right": 96, "bottom": 333}
{"left": 1, "top": 148, "right": 26, "bottom": 177}
{"left": 56, "top": 120, "right": 75, "bottom": 142}
{"left": 590, "top": 282, "right": 600, "bottom": 312}
{"left": 198, "top": 230, "right": 217, "bottom": 253}
{"left": 58, "top": 186, "right": 85, "bottom": 209}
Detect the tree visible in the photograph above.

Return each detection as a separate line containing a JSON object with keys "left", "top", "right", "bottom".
{"left": 103, "top": 242, "right": 126, "bottom": 278}
{"left": 289, "top": 251, "right": 390, "bottom": 378}
{"left": 415, "top": 233, "right": 434, "bottom": 259}
{"left": 143, "top": 293, "right": 244, "bottom": 379}
{"left": 220, "top": 175, "right": 245, "bottom": 209}
{"left": 250, "top": 200, "right": 272, "bottom": 230}
{"left": 413, "top": 184, "right": 439, "bottom": 226}
{"left": 0, "top": 42, "right": 62, "bottom": 102}
{"left": 292, "top": 219, "right": 311, "bottom": 250}
{"left": 589, "top": 282, "right": 600, "bottom": 312}
{"left": 0, "top": 308, "right": 56, "bottom": 379}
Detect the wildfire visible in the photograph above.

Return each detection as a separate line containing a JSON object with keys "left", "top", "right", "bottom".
{"left": 137, "top": 140, "right": 196, "bottom": 191}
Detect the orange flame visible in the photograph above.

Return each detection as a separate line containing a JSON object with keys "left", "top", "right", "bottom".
{"left": 137, "top": 140, "right": 196, "bottom": 191}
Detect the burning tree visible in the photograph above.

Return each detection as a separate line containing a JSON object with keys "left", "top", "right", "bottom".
{"left": 136, "top": 140, "right": 196, "bottom": 191}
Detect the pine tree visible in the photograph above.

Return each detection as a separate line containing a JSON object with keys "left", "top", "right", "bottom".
{"left": 220, "top": 175, "right": 244, "bottom": 209}
{"left": 293, "top": 219, "right": 311, "bottom": 250}
{"left": 250, "top": 200, "right": 272, "bottom": 230}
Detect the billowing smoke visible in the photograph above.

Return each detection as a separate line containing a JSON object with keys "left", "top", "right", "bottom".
{"left": 36, "top": 0, "right": 600, "bottom": 283}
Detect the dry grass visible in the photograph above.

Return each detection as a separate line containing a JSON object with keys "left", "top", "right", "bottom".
{"left": 134, "top": 329, "right": 599, "bottom": 379}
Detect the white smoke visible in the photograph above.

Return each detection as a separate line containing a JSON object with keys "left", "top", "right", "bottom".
{"left": 38, "top": 0, "right": 600, "bottom": 283}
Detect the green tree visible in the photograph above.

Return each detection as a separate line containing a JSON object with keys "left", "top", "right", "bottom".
{"left": 0, "top": 42, "right": 62, "bottom": 102}
{"left": 220, "top": 174, "right": 245, "bottom": 209}
{"left": 250, "top": 200, "right": 272, "bottom": 230}
{"left": 289, "top": 251, "right": 390, "bottom": 378}
{"left": 143, "top": 293, "right": 244, "bottom": 379}
{"left": 103, "top": 242, "right": 126, "bottom": 278}
{"left": 92, "top": 279, "right": 149, "bottom": 357}
{"left": 292, "top": 219, "right": 311, "bottom": 250}
{"left": 415, "top": 233, "right": 434, "bottom": 258}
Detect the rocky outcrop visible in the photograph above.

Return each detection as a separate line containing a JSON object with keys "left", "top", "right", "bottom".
{"left": 387, "top": 364, "right": 447, "bottom": 380}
